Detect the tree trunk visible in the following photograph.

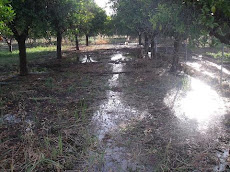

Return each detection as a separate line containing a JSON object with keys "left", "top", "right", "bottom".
{"left": 138, "top": 33, "right": 142, "bottom": 45}
{"left": 144, "top": 33, "right": 149, "bottom": 56}
{"left": 75, "top": 34, "right": 79, "bottom": 50}
{"left": 3, "top": 37, "right": 13, "bottom": 53}
{"left": 57, "top": 31, "right": 62, "bottom": 59}
{"left": 17, "top": 36, "right": 28, "bottom": 75}
{"left": 171, "top": 37, "right": 181, "bottom": 72}
{"left": 86, "top": 34, "right": 89, "bottom": 46}
{"left": 150, "top": 38, "right": 156, "bottom": 58}
{"left": 7, "top": 39, "right": 12, "bottom": 53}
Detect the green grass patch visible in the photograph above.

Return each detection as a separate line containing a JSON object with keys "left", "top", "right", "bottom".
{"left": 206, "top": 51, "right": 230, "bottom": 62}
{"left": 0, "top": 46, "right": 70, "bottom": 66}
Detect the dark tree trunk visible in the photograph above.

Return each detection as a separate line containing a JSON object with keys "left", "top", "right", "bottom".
{"left": 17, "top": 36, "right": 28, "bottom": 75}
{"left": 75, "top": 34, "right": 79, "bottom": 50}
{"left": 171, "top": 37, "right": 181, "bottom": 72}
{"left": 86, "top": 34, "right": 89, "bottom": 46}
{"left": 150, "top": 38, "right": 156, "bottom": 58}
{"left": 57, "top": 31, "right": 62, "bottom": 59}
{"left": 7, "top": 39, "right": 12, "bottom": 53}
{"left": 8, "top": 43, "right": 12, "bottom": 53}
{"left": 3, "top": 37, "right": 13, "bottom": 53}
{"left": 138, "top": 33, "right": 142, "bottom": 45}
{"left": 144, "top": 33, "right": 149, "bottom": 56}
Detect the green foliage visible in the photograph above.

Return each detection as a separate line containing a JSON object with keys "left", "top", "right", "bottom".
{"left": 0, "top": 0, "right": 14, "bottom": 35}
{"left": 149, "top": 1, "right": 202, "bottom": 40}
{"left": 7, "top": 0, "right": 46, "bottom": 39}
{"left": 111, "top": 0, "right": 146, "bottom": 36}
{"left": 77, "top": 0, "right": 107, "bottom": 36}
{"left": 46, "top": 0, "right": 77, "bottom": 34}
{"left": 207, "top": 51, "right": 230, "bottom": 61}
{"left": 186, "top": 0, "right": 230, "bottom": 44}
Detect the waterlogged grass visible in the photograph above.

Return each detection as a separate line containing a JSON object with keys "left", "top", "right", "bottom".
{"left": 0, "top": 46, "right": 70, "bottom": 66}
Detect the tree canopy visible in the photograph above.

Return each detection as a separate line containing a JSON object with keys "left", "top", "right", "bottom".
{"left": 0, "top": 0, "right": 14, "bottom": 34}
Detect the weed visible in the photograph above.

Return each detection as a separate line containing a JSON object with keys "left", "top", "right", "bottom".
{"left": 68, "top": 84, "right": 76, "bottom": 93}
{"left": 45, "top": 77, "right": 54, "bottom": 89}
{"left": 44, "top": 137, "right": 51, "bottom": 151}
{"left": 58, "top": 135, "right": 63, "bottom": 155}
{"left": 26, "top": 153, "right": 62, "bottom": 172}
{"left": 76, "top": 99, "right": 88, "bottom": 123}
{"left": 182, "top": 76, "right": 191, "bottom": 91}
{"left": 74, "top": 110, "right": 80, "bottom": 123}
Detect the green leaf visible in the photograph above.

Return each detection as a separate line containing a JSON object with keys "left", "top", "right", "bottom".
{"left": 211, "top": 6, "right": 216, "bottom": 14}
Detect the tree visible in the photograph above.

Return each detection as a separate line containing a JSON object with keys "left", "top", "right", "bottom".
{"left": 46, "top": 0, "right": 77, "bottom": 59}
{"left": 112, "top": 0, "right": 203, "bottom": 70}
{"left": 148, "top": 0, "right": 202, "bottom": 71}
{"left": 68, "top": 0, "right": 89, "bottom": 50}
{"left": 0, "top": 0, "right": 14, "bottom": 52}
{"left": 0, "top": 0, "right": 14, "bottom": 32}
{"left": 111, "top": 0, "right": 144, "bottom": 45}
{"left": 111, "top": 0, "right": 159, "bottom": 57}
{"left": 1, "top": 31, "right": 13, "bottom": 52}
{"left": 186, "top": 0, "right": 230, "bottom": 45}
{"left": 6, "top": 0, "right": 46, "bottom": 75}
{"left": 78, "top": 0, "right": 106, "bottom": 46}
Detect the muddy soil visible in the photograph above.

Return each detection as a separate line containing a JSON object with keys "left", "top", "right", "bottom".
{"left": 84, "top": 48, "right": 230, "bottom": 171}
{"left": 0, "top": 45, "right": 229, "bottom": 171}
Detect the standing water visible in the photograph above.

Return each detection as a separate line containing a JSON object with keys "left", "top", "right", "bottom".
{"left": 90, "top": 53, "right": 148, "bottom": 171}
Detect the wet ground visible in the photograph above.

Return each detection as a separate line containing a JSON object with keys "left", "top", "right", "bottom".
{"left": 0, "top": 45, "right": 229, "bottom": 171}
{"left": 84, "top": 50, "right": 230, "bottom": 171}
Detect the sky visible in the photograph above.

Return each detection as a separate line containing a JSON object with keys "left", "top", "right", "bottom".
{"left": 95, "top": 0, "right": 113, "bottom": 15}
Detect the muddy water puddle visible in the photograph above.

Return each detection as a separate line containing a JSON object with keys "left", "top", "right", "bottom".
{"left": 88, "top": 53, "right": 230, "bottom": 171}
{"left": 164, "top": 77, "right": 227, "bottom": 131}
{"left": 164, "top": 74, "right": 229, "bottom": 171}
{"left": 90, "top": 53, "right": 148, "bottom": 171}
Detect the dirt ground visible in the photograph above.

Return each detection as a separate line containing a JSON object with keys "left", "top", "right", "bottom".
{"left": 0, "top": 44, "right": 230, "bottom": 171}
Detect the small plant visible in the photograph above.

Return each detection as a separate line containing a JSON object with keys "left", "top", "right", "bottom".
{"left": 45, "top": 77, "right": 54, "bottom": 89}
{"left": 182, "top": 77, "right": 191, "bottom": 91}
{"left": 58, "top": 135, "right": 63, "bottom": 155}
{"left": 77, "top": 99, "right": 88, "bottom": 123}
{"left": 26, "top": 153, "right": 62, "bottom": 172}
{"left": 44, "top": 137, "right": 51, "bottom": 151}
{"left": 74, "top": 110, "right": 80, "bottom": 123}
{"left": 68, "top": 84, "right": 76, "bottom": 93}
{"left": 81, "top": 102, "right": 87, "bottom": 123}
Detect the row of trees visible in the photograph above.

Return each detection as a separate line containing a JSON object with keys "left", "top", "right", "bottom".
{"left": 1, "top": 0, "right": 229, "bottom": 74}
{"left": 0, "top": 0, "right": 107, "bottom": 75}
{"left": 110, "top": 0, "right": 230, "bottom": 71}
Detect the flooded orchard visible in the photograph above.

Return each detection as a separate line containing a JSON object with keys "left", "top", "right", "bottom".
{"left": 90, "top": 53, "right": 149, "bottom": 171}
{"left": 83, "top": 51, "right": 230, "bottom": 171}
{"left": 1, "top": 46, "right": 230, "bottom": 172}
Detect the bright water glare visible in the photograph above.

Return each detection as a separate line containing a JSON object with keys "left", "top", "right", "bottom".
{"left": 165, "top": 77, "right": 226, "bottom": 131}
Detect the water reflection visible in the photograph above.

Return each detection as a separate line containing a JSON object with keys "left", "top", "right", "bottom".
{"left": 165, "top": 77, "right": 226, "bottom": 131}
{"left": 81, "top": 54, "right": 97, "bottom": 63}
{"left": 91, "top": 53, "right": 148, "bottom": 171}
{"left": 93, "top": 54, "right": 146, "bottom": 140}
{"left": 214, "top": 149, "right": 230, "bottom": 171}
